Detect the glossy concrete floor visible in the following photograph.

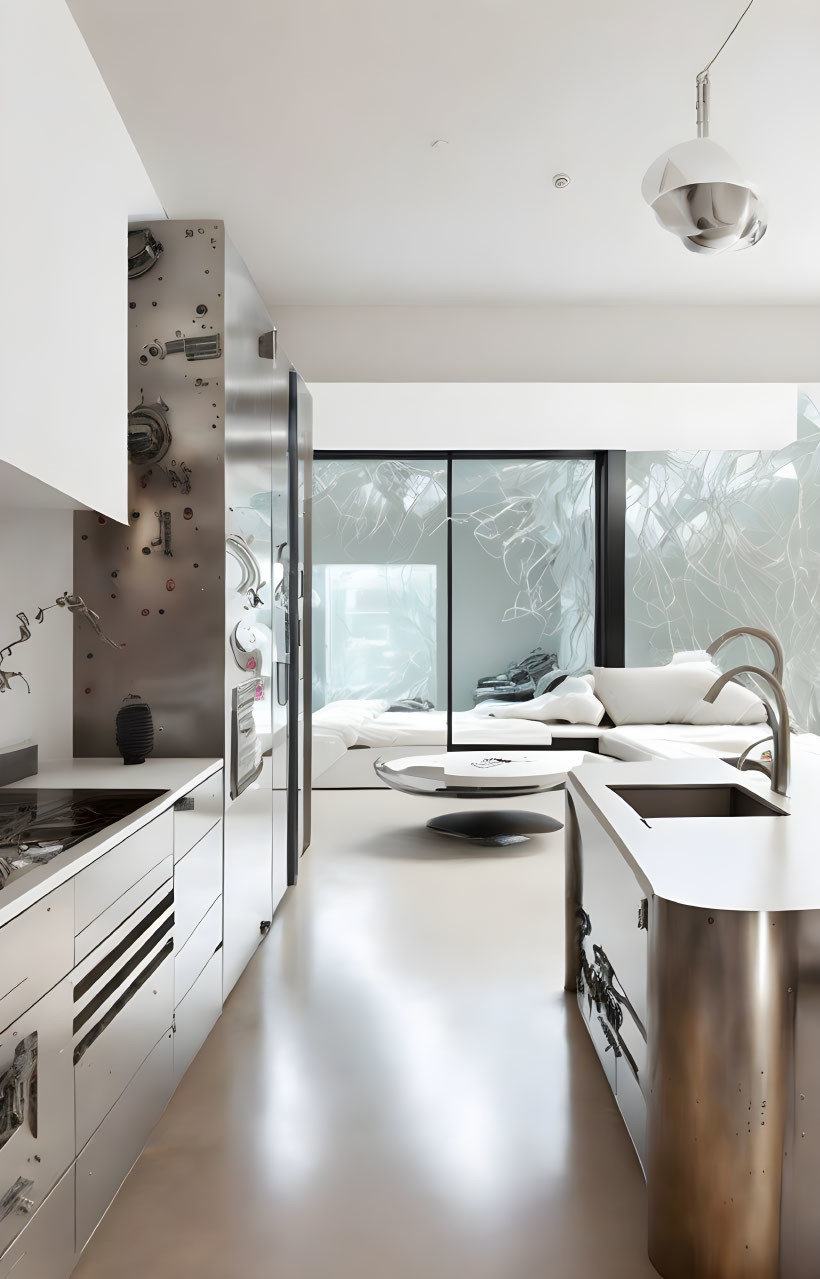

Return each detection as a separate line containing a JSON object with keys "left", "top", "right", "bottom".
{"left": 75, "top": 789, "right": 658, "bottom": 1279}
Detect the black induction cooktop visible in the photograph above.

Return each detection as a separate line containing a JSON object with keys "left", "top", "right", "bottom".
{"left": 0, "top": 788, "right": 167, "bottom": 888}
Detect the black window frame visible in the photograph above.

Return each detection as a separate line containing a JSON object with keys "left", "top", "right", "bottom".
{"left": 313, "top": 449, "right": 626, "bottom": 752}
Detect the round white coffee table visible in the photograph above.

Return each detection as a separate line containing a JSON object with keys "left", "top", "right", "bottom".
{"left": 373, "top": 750, "right": 601, "bottom": 846}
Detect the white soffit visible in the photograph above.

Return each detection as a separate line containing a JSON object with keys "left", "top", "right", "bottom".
{"left": 311, "top": 383, "right": 798, "bottom": 452}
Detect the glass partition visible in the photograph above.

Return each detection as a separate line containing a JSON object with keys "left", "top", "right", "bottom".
{"left": 312, "top": 459, "right": 447, "bottom": 708}
{"left": 450, "top": 457, "right": 597, "bottom": 746}
{"left": 625, "top": 391, "right": 820, "bottom": 734}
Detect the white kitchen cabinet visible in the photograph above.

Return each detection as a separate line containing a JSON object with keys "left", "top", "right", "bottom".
{"left": 0, "top": 1167, "right": 75, "bottom": 1279}
{"left": 75, "top": 1031, "right": 174, "bottom": 1253}
{"left": 174, "top": 951, "right": 223, "bottom": 1085}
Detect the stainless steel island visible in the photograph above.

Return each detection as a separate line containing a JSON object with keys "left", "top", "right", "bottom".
{"left": 565, "top": 753, "right": 820, "bottom": 1279}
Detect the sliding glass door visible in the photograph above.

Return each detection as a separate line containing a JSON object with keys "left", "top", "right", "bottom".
{"left": 450, "top": 456, "right": 597, "bottom": 746}
{"left": 312, "top": 458, "right": 448, "bottom": 709}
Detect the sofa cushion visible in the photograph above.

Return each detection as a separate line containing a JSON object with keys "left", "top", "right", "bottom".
{"left": 592, "top": 663, "right": 766, "bottom": 726}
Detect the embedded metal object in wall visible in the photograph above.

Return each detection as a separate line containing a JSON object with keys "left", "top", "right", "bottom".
{"left": 229, "top": 620, "right": 263, "bottom": 674}
{"left": 127, "top": 400, "right": 172, "bottom": 466}
{"left": 127, "top": 227, "right": 163, "bottom": 278}
{"left": 48, "top": 593, "right": 122, "bottom": 649}
{"left": 160, "top": 460, "right": 192, "bottom": 495}
{"left": 139, "top": 334, "right": 222, "bottom": 364}
{"left": 230, "top": 677, "right": 263, "bottom": 799}
{"left": 226, "top": 534, "right": 265, "bottom": 606}
{"left": 150, "top": 510, "right": 172, "bottom": 556}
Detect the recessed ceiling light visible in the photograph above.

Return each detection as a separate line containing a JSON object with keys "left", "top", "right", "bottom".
{"left": 552, "top": 173, "right": 571, "bottom": 189}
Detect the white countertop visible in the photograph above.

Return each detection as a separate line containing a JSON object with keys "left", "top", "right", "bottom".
{"left": 567, "top": 752, "right": 820, "bottom": 913}
{"left": 0, "top": 757, "right": 222, "bottom": 927}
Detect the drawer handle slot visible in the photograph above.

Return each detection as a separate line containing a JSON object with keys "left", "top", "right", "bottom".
{"left": 74, "top": 891, "right": 174, "bottom": 1002}
{"left": 74, "top": 938, "right": 173, "bottom": 1065}
{"left": 174, "top": 797, "right": 195, "bottom": 812}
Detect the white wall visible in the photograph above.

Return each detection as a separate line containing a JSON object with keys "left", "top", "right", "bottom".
{"left": 273, "top": 305, "right": 820, "bottom": 384}
{"left": 0, "top": 0, "right": 164, "bottom": 522}
{"left": 0, "top": 512, "right": 74, "bottom": 760}
{"left": 310, "top": 383, "right": 797, "bottom": 452}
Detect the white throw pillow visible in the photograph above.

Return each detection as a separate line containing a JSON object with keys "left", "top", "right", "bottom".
{"left": 670, "top": 649, "right": 711, "bottom": 664}
{"left": 478, "top": 675, "right": 605, "bottom": 726}
{"left": 592, "top": 664, "right": 765, "bottom": 726}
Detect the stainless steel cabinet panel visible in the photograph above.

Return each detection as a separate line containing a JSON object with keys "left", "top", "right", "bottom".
{"left": 74, "top": 810, "right": 173, "bottom": 937}
{"left": 174, "top": 950, "right": 222, "bottom": 1085}
{"left": 75, "top": 1030, "right": 173, "bottom": 1253}
{"left": 173, "top": 771, "right": 223, "bottom": 863}
{"left": 75, "top": 855, "right": 173, "bottom": 964}
{"left": 0, "top": 979, "right": 74, "bottom": 1258}
{"left": 0, "top": 883, "right": 73, "bottom": 1032}
{"left": 615, "top": 1054, "right": 647, "bottom": 1172}
{"left": 175, "top": 895, "right": 222, "bottom": 1006}
{"left": 174, "top": 821, "right": 222, "bottom": 951}
{"left": 0, "top": 1167, "right": 74, "bottom": 1279}
{"left": 75, "top": 946, "right": 173, "bottom": 1153}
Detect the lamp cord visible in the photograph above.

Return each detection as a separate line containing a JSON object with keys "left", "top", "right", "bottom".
{"left": 695, "top": 0, "right": 757, "bottom": 137}
{"left": 700, "top": 0, "right": 757, "bottom": 75}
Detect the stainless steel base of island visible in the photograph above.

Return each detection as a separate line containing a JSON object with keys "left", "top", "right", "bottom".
{"left": 565, "top": 776, "right": 820, "bottom": 1279}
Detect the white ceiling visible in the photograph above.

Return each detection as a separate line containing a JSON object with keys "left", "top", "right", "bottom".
{"left": 69, "top": 0, "right": 820, "bottom": 307}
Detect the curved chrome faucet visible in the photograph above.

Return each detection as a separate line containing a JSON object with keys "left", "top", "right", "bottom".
{"left": 703, "top": 664, "right": 790, "bottom": 797}
{"left": 706, "top": 627, "right": 784, "bottom": 684}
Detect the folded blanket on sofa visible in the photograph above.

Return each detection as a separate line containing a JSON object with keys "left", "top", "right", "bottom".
{"left": 472, "top": 675, "right": 605, "bottom": 725}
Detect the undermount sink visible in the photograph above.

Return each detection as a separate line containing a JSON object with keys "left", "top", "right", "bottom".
{"left": 608, "top": 783, "right": 787, "bottom": 820}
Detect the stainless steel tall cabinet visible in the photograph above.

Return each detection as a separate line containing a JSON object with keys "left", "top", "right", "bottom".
{"left": 73, "top": 220, "right": 311, "bottom": 998}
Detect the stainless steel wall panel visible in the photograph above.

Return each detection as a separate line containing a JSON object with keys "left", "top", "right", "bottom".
{"left": 0, "top": 1166, "right": 75, "bottom": 1279}
{"left": 0, "top": 884, "right": 74, "bottom": 1032}
{"left": 74, "top": 222, "right": 228, "bottom": 759}
{"left": 73, "top": 811, "right": 173, "bottom": 938}
{"left": 75, "top": 1030, "right": 173, "bottom": 1252}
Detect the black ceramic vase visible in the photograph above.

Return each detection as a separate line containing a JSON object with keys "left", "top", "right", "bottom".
{"left": 116, "top": 694, "right": 154, "bottom": 765}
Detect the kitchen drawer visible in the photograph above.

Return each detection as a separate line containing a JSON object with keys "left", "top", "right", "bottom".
{"left": 74, "top": 809, "right": 173, "bottom": 939}
{"left": 175, "top": 821, "right": 222, "bottom": 951}
{"left": 0, "top": 979, "right": 74, "bottom": 1259}
{"left": 0, "top": 1166, "right": 74, "bottom": 1279}
{"left": 75, "top": 936, "right": 174, "bottom": 1153}
{"left": 76, "top": 1030, "right": 173, "bottom": 1253}
{"left": 174, "top": 770, "right": 223, "bottom": 863}
{"left": 75, "top": 853, "right": 173, "bottom": 965}
{"left": 174, "top": 949, "right": 222, "bottom": 1084}
{"left": 0, "top": 883, "right": 74, "bottom": 1032}
{"left": 175, "top": 895, "right": 222, "bottom": 1006}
